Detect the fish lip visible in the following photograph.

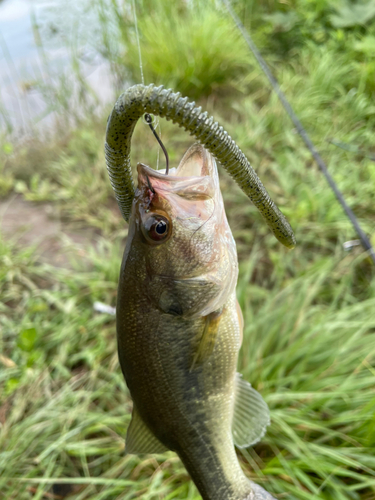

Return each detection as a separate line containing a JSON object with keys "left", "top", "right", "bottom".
{"left": 137, "top": 163, "right": 207, "bottom": 182}
{"left": 137, "top": 163, "right": 216, "bottom": 198}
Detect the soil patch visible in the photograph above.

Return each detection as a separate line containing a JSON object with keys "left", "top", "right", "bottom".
{"left": 0, "top": 195, "right": 98, "bottom": 267}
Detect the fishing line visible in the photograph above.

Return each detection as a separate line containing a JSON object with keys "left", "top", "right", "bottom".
{"left": 131, "top": 0, "right": 144, "bottom": 85}
{"left": 156, "top": 121, "right": 161, "bottom": 170}
{"left": 132, "top": 1, "right": 163, "bottom": 171}
{"left": 221, "top": 0, "right": 375, "bottom": 265}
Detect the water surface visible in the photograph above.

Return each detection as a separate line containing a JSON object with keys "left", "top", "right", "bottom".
{"left": 0, "top": 0, "right": 114, "bottom": 134}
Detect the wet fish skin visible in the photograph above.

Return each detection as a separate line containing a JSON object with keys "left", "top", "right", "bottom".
{"left": 116, "top": 144, "right": 271, "bottom": 500}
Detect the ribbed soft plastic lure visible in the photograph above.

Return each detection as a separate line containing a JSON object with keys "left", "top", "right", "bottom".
{"left": 105, "top": 84, "right": 295, "bottom": 249}
{"left": 105, "top": 84, "right": 294, "bottom": 500}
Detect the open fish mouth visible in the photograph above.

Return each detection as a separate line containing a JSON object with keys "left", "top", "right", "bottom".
{"left": 138, "top": 162, "right": 215, "bottom": 195}
{"left": 136, "top": 145, "right": 220, "bottom": 208}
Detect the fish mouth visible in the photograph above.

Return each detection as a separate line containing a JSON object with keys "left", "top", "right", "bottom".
{"left": 137, "top": 144, "right": 219, "bottom": 199}
{"left": 138, "top": 143, "right": 216, "bottom": 180}
{"left": 137, "top": 163, "right": 192, "bottom": 181}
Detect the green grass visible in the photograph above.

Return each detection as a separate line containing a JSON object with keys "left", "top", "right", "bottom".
{"left": 1, "top": 0, "right": 375, "bottom": 498}
{"left": 97, "top": 0, "right": 251, "bottom": 99}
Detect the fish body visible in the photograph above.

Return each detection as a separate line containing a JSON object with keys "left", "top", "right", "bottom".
{"left": 116, "top": 144, "right": 270, "bottom": 500}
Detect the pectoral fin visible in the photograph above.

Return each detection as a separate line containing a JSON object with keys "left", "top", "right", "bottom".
{"left": 236, "top": 299, "right": 244, "bottom": 347}
{"left": 190, "top": 309, "right": 223, "bottom": 371}
{"left": 232, "top": 373, "right": 270, "bottom": 448}
{"left": 126, "top": 406, "right": 168, "bottom": 455}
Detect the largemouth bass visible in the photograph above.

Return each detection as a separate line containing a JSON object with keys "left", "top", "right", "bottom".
{"left": 117, "top": 143, "right": 272, "bottom": 500}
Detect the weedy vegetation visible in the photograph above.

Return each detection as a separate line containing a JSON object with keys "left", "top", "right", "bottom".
{"left": 1, "top": 0, "right": 375, "bottom": 499}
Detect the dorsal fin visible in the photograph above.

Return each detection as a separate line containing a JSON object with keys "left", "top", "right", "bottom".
{"left": 232, "top": 373, "right": 270, "bottom": 448}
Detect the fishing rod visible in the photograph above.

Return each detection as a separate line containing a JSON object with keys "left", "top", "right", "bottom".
{"left": 221, "top": 0, "right": 375, "bottom": 266}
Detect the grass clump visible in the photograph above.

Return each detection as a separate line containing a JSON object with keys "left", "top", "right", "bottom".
{"left": 98, "top": 0, "right": 250, "bottom": 99}
{"left": 238, "top": 255, "right": 375, "bottom": 499}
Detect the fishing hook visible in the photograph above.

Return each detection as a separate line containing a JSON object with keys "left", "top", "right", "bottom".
{"left": 144, "top": 113, "right": 170, "bottom": 175}
{"left": 144, "top": 172, "right": 155, "bottom": 194}
{"left": 144, "top": 171, "right": 155, "bottom": 209}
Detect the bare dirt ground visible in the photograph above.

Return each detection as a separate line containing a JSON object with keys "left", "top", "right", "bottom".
{"left": 0, "top": 195, "right": 98, "bottom": 267}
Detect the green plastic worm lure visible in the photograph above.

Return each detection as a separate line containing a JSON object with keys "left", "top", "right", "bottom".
{"left": 105, "top": 84, "right": 295, "bottom": 249}
{"left": 105, "top": 84, "right": 294, "bottom": 500}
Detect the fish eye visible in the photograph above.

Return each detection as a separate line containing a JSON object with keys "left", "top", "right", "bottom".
{"left": 155, "top": 220, "right": 167, "bottom": 235}
{"left": 142, "top": 213, "right": 171, "bottom": 244}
